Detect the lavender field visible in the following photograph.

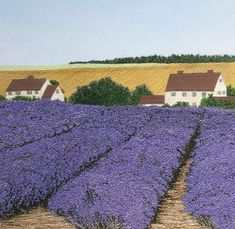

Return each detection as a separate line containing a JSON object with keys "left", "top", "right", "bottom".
{"left": 184, "top": 109, "right": 235, "bottom": 229}
{"left": 0, "top": 101, "right": 234, "bottom": 229}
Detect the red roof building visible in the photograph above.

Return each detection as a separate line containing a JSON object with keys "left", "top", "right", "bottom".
{"left": 6, "top": 76, "right": 64, "bottom": 101}
{"left": 139, "top": 70, "right": 228, "bottom": 106}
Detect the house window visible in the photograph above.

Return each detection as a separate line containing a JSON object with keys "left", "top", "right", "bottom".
{"left": 202, "top": 92, "right": 206, "bottom": 97}
{"left": 223, "top": 91, "right": 226, "bottom": 95}
{"left": 8, "top": 91, "right": 12, "bottom": 95}
{"left": 182, "top": 92, "right": 187, "bottom": 97}
{"left": 56, "top": 89, "right": 60, "bottom": 94}
{"left": 219, "top": 79, "right": 222, "bottom": 82}
{"left": 35, "top": 90, "right": 39, "bottom": 94}
{"left": 192, "top": 92, "right": 196, "bottom": 97}
{"left": 27, "top": 90, "right": 32, "bottom": 95}
{"left": 15, "top": 91, "right": 21, "bottom": 95}
{"left": 218, "top": 91, "right": 221, "bottom": 95}
{"left": 171, "top": 92, "right": 176, "bottom": 97}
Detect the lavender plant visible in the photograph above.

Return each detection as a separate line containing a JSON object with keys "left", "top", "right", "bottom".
{"left": 0, "top": 100, "right": 94, "bottom": 153}
{"left": 48, "top": 108, "right": 201, "bottom": 229}
{"left": 184, "top": 109, "right": 235, "bottom": 229}
{"left": 0, "top": 101, "right": 153, "bottom": 218}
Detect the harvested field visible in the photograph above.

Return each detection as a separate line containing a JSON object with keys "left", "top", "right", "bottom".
{"left": 0, "top": 62, "right": 235, "bottom": 98}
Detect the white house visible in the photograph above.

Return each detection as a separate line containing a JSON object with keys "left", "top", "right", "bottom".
{"left": 139, "top": 70, "right": 229, "bottom": 106}
{"left": 6, "top": 75, "right": 64, "bottom": 101}
{"left": 165, "top": 70, "right": 227, "bottom": 106}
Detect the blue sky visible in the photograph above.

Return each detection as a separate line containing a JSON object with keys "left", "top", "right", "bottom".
{"left": 0, "top": 0, "right": 235, "bottom": 65}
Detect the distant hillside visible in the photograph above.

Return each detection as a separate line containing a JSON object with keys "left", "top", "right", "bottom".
{"left": 0, "top": 62, "right": 235, "bottom": 98}
{"left": 69, "top": 54, "right": 235, "bottom": 64}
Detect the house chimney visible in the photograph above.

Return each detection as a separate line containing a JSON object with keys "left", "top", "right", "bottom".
{"left": 177, "top": 70, "right": 184, "bottom": 74}
{"left": 207, "top": 70, "right": 214, "bottom": 73}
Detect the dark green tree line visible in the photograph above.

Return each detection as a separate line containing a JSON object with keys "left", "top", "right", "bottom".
{"left": 69, "top": 54, "right": 235, "bottom": 64}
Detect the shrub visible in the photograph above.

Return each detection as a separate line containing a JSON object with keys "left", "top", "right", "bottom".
{"left": 0, "top": 95, "right": 5, "bottom": 101}
{"left": 69, "top": 78, "right": 131, "bottom": 106}
{"left": 129, "top": 84, "right": 153, "bottom": 105}
{"left": 12, "top": 96, "right": 38, "bottom": 101}
{"left": 49, "top": 80, "right": 60, "bottom": 86}
{"left": 200, "top": 94, "right": 235, "bottom": 109}
{"left": 227, "top": 85, "right": 235, "bottom": 96}
{"left": 173, "top": 101, "right": 189, "bottom": 107}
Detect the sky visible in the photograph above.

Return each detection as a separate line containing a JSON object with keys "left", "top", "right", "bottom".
{"left": 0, "top": 0, "right": 235, "bottom": 65}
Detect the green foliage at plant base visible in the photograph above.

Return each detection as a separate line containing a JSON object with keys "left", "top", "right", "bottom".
{"left": 200, "top": 94, "right": 235, "bottom": 109}
{"left": 12, "top": 96, "right": 38, "bottom": 101}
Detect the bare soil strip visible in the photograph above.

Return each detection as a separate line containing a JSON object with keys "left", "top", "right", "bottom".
{"left": 0, "top": 207, "right": 74, "bottom": 229}
{"left": 0, "top": 161, "right": 204, "bottom": 229}
{"left": 150, "top": 161, "right": 202, "bottom": 229}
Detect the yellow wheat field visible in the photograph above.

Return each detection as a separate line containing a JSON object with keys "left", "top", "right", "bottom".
{"left": 0, "top": 62, "right": 235, "bottom": 98}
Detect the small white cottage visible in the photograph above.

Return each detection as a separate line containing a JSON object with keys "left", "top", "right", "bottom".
{"left": 6, "top": 76, "right": 64, "bottom": 101}
{"left": 164, "top": 70, "right": 227, "bottom": 106}
{"left": 139, "top": 70, "right": 229, "bottom": 106}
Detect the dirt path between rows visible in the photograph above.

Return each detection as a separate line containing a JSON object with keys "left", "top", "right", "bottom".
{"left": 0, "top": 161, "right": 204, "bottom": 229}
{"left": 150, "top": 161, "right": 202, "bottom": 229}
{"left": 0, "top": 207, "right": 74, "bottom": 229}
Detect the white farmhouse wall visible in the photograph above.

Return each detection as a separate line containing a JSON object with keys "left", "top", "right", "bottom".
{"left": 165, "top": 91, "right": 214, "bottom": 106}
{"left": 6, "top": 90, "right": 41, "bottom": 100}
{"left": 141, "top": 104, "right": 163, "bottom": 107}
{"left": 39, "top": 80, "right": 51, "bottom": 98}
{"left": 213, "top": 74, "right": 227, "bottom": 97}
{"left": 165, "top": 74, "right": 228, "bottom": 106}
{"left": 6, "top": 79, "right": 51, "bottom": 100}
{"left": 51, "top": 87, "right": 65, "bottom": 101}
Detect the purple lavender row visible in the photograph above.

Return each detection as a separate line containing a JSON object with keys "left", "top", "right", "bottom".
{"left": 48, "top": 108, "right": 201, "bottom": 229}
{"left": 0, "top": 101, "right": 98, "bottom": 153}
{"left": 0, "top": 104, "right": 153, "bottom": 218}
{"left": 184, "top": 109, "right": 235, "bottom": 229}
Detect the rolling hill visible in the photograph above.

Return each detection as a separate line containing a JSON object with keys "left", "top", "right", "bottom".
{"left": 0, "top": 62, "right": 235, "bottom": 98}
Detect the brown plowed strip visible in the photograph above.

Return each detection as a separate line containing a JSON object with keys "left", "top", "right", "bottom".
{"left": 0, "top": 207, "right": 75, "bottom": 229}
{"left": 150, "top": 161, "right": 202, "bottom": 229}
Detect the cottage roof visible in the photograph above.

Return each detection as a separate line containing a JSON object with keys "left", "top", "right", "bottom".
{"left": 41, "top": 85, "right": 57, "bottom": 99}
{"left": 165, "top": 70, "right": 221, "bottom": 92}
{"left": 139, "top": 95, "right": 165, "bottom": 104}
{"left": 7, "top": 76, "right": 46, "bottom": 91}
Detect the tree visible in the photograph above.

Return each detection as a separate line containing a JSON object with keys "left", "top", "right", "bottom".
{"left": 69, "top": 77, "right": 131, "bottom": 106}
{"left": 227, "top": 85, "right": 235, "bottom": 96}
{"left": 200, "top": 94, "right": 217, "bottom": 107}
{"left": 50, "top": 80, "right": 60, "bottom": 86}
{"left": 0, "top": 95, "right": 5, "bottom": 101}
{"left": 69, "top": 54, "right": 235, "bottom": 64}
{"left": 129, "top": 84, "right": 153, "bottom": 105}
